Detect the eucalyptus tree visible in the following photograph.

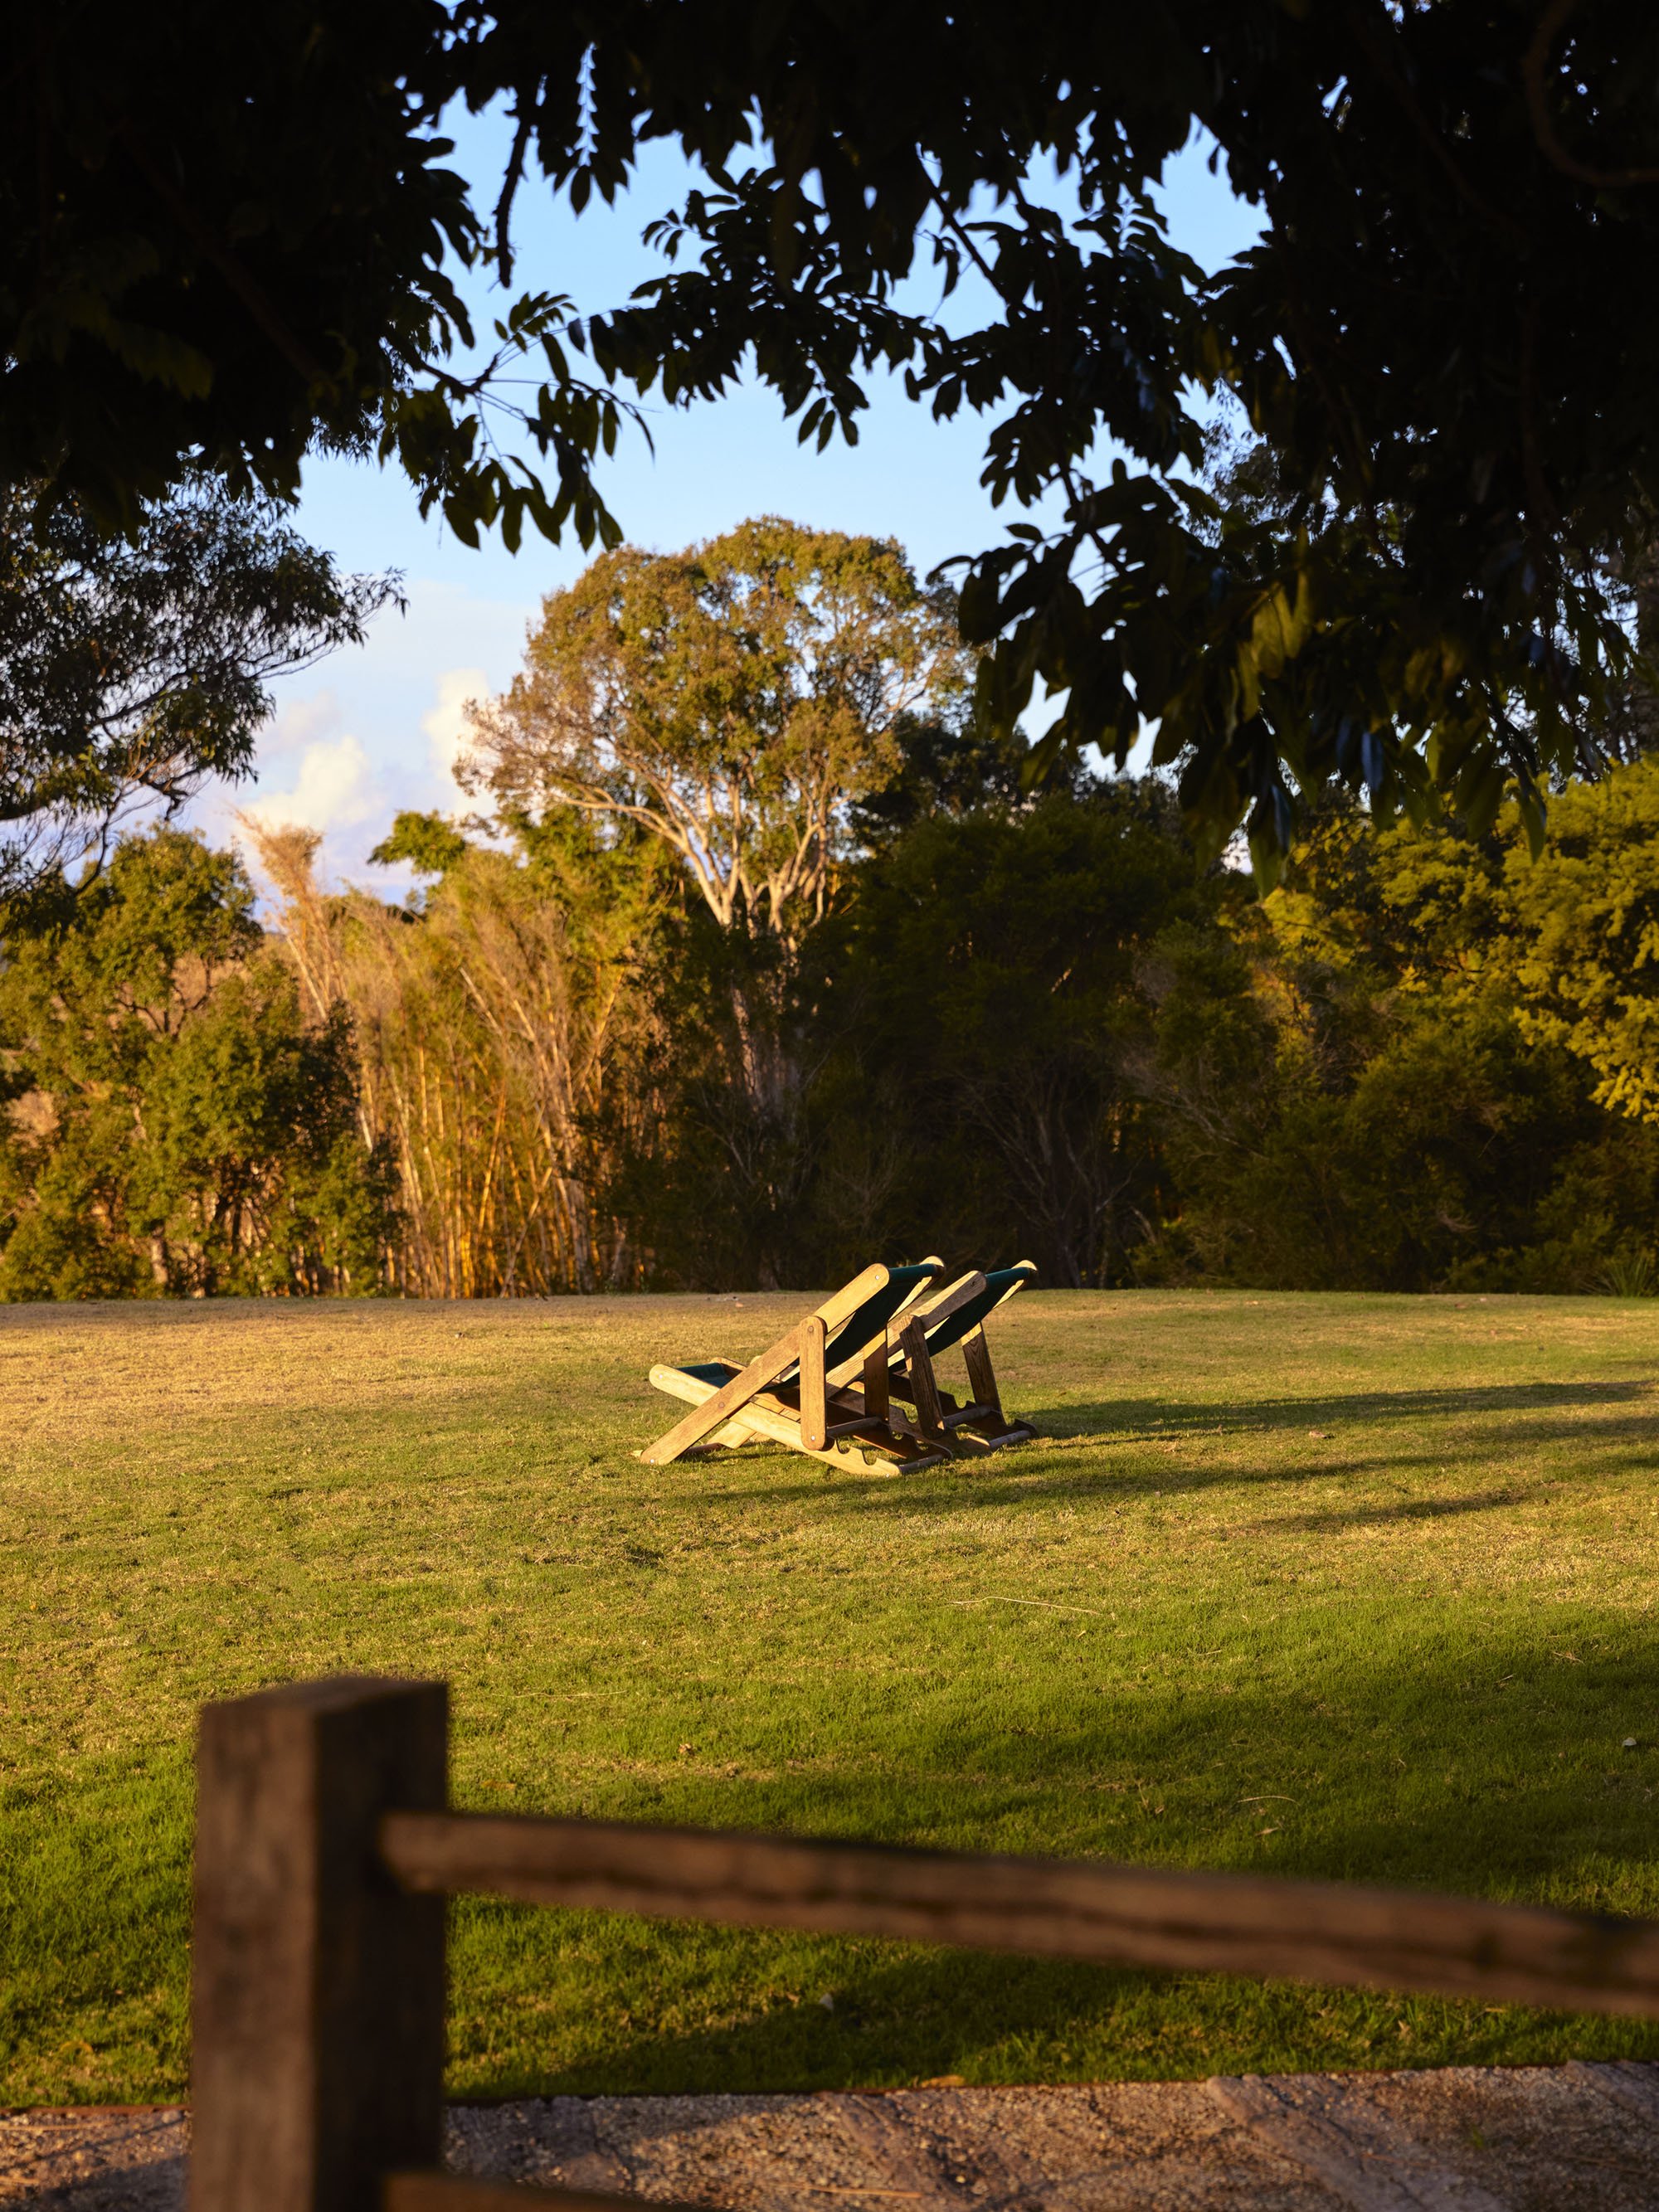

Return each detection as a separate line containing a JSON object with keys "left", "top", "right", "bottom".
{"left": 465, "top": 518, "right": 972, "bottom": 1271}
{"left": 467, "top": 518, "right": 971, "bottom": 960}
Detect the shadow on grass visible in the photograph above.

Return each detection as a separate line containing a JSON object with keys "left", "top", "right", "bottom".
{"left": 15, "top": 1612, "right": 1659, "bottom": 2100}
{"left": 448, "top": 1622, "right": 1659, "bottom": 2096}
{"left": 1036, "top": 1379, "right": 1655, "bottom": 1441}
{"left": 694, "top": 1376, "right": 1659, "bottom": 1515}
{"left": 1265, "top": 1489, "right": 1525, "bottom": 1532}
{"left": 713, "top": 1448, "right": 1635, "bottom": 1519}
{"left": 447, "top": 1918, "right": 1659, "bottom": 2098}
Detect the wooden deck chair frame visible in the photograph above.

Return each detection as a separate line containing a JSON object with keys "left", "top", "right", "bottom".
{"left": 641, "top": 1260, "right": 953, "bottom": 1473}
{"left": 876, "top": 1261, "right": 1039, "bottom": 1455}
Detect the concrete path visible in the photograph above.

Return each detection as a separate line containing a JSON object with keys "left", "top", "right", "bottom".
{"left": 5, "top": 2067, "right": 1659, "bottom": 2211}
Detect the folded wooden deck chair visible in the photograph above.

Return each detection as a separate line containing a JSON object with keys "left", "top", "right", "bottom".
{"left": 640, "top": 1260, "right": 952, "bottom": 1471}
{"left": 863, "top": 1260, "right": 1039, "bottom": 1454}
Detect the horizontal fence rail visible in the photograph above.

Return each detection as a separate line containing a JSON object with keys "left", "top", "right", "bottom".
{"left": 380, "top": 1806, "right": 1659, "bottom": 2019}
{"left": 192, "top": 1675, "right": 1659, "bottom": 2212}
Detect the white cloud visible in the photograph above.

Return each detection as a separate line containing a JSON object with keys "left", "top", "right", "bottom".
{"left": 240, "top": 732, "right": 379, "bottom": 838}
{"left": 258, "top": 688, "right": 344, "bottom": 762}
{"left": 184, "top": 579, "right": 531, "bottom": 889}
{"left": 421, "top": 666, "right": 491, "bottom": 794}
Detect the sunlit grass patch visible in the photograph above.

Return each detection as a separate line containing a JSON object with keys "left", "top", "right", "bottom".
{"left": 4, "top": 1287, "right": 1659, "bottom": 2102}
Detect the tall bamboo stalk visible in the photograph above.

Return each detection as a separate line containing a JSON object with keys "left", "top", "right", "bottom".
{"left": 245, "top": 826, "right": 661, "bottom": 1295}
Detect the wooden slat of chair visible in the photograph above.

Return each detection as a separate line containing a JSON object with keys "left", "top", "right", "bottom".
{"left": 820, "top": 1271, "right": 983, "bottom": 1428}
{"left": 945, "top": 1320, "right": 1036, "bottom": 1448}
{"left": 822, "top": 1257, "right": 946, "bottom": 1389}
{"left": 861, "top": 1342, "right": 889, "bottom": 1425}
{"left": 890, "top": 1268, "right": 985, "bottom": 1342}
{"left": 897, "top": 1314, "right": 949, "bottom": 1441}
{"left": 673, "top": 1378, "right": 904, "bottom": 1454}
{"left": 646, "top": 1365, "right": 949, "bottom": 1471}
{"left": 640, "top": 1264, "right": 888, "bottom": 1465}
{"left": 652, "top": 1262, "right": 951, "bottom": 1468}
{"left": 961, "top": 1324, "right": 1002, "bottom": 1422}
{"left": 880, "top": 1266, "right": 1037, "bottom": 1454}
{"left": 799, "top": 1316, "right": 827, "bottom": 1451}
{"left": 639, "top": 1323, "right": 805, "bottom": 1466}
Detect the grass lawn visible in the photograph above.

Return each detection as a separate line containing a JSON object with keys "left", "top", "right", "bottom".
{"left": 4, "top": 1286, "right": 1659, "bottom": 2106}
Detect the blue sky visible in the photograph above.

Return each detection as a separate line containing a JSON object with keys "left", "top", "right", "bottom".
{"left": 201, "top": 125, "right": 1261, "bottom": 892}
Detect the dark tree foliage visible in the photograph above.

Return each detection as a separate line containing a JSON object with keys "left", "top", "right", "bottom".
{"left": 816, "top": 784, "right": 1230, "bottom": 1288}
{"left": 11, "top": 3, "right": 1659, "bottom": 853}
{"left": 1140, "top": 780, "right": 1659, "bottom": 1293}
{"left": 0, "top": 479, "right": 397, "bottom": 904}
{"left": 616, "top": 761, "right": 1659, "bottom": 1296}
{"left": 15, "top": 776, "right": 1659, "bottom": 1298}
{"left": 5, "top": 1, "right": 630, "bottom": 548}
{"left": 845, "top": 712, "right": 1054, "bottom": 848}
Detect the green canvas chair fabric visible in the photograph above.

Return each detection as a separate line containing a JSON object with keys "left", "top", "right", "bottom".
{"left": 890, "top": 1261, "right": 1037, "bottom": 1369}
{"left": 873, "top": 1260, "right": 1039, "bottom": 1451}
{"left": 674, "top": 1262, "right": 941, "bottom": 1395}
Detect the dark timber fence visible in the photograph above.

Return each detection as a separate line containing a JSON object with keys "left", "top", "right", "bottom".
{"left": 192, "top": 1677, "right": 1659, "bottom": 2212}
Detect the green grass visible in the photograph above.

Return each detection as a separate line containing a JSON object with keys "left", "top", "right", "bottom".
{"left": 5, "top": 1286, "right": 1659, "bottom": 2105}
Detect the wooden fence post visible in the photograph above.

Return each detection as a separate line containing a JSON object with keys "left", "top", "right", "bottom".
{"left": 192, "top": 1676, "right": 449, "bottom": 2212}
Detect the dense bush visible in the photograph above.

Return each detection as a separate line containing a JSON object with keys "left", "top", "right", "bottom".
{"left": 0, "top": 829, "right": 395, "bottom": 1298}
{"left": 1148, "top": 775, "right": 1659, "bottom": 1293}
{"left": 12, "top": 763, "right": 1659, "bottom": 1299}
{"left": 624, "top": 758, "right": 1659, "bottom": 1294}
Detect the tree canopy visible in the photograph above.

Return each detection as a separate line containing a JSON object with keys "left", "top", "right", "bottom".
{"left": 0, "top": 477, "right": 397, "bottom": 907}
{"left": 466, "top": 518, "right": 971, "bottom": 953}
{"left": 12, "top": 2, "right": 1659, "bottom": 854}
{"left": 19, "top": 725, "right": 1659, "bottom": 1299}
{"left": 0, "top": 829, "right": 394, "bottom": 1296}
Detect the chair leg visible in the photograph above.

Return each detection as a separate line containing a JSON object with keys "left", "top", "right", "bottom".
{"left": 861, "top": 1342, "right": 889, "bottom": 1424}
{"left": 898, "top": 1315, "right": 949, "bottom": 1441}
{"left": 640, "top": 1321, "right": 805, "bottom": 1464}
{"left": 946, "top": 1324, "right": 1037, "bottom": 1453}
{"left": 961, "top": 1325, "right": 1002, "bottom": 1422}
{"left": 799, "top": 1315, "right": 828, "bottom": 1451}
{"left": 645, "top": 1364, "right": 950, "bottom": 1472}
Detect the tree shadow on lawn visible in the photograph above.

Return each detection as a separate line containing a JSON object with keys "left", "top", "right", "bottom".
{"left": 450, "top": 1627, "right": 1659, "bottom": 2096}
{"left": 685, "top": 1375, "right": 1659, "bottom": 1520}
{"left": 13, "top": 1595, "right": 1659, "bottom": 2103}
{"left": 1264, "top": 1489, "right": 1528, "bottom": 1532}
{"left": 449, "top": 1923, "right": 1659, "bottom": 2098}
{"left": 714, "top": 1428, "right": 1654, "bottom": 1523}
{"left": 1033, "top": 1378, "right": 1654, "bottom": 1441}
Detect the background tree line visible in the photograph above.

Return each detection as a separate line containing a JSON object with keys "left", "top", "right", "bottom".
{"left": 8, "top": 518, "right": 1659, "bottom": 1303}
